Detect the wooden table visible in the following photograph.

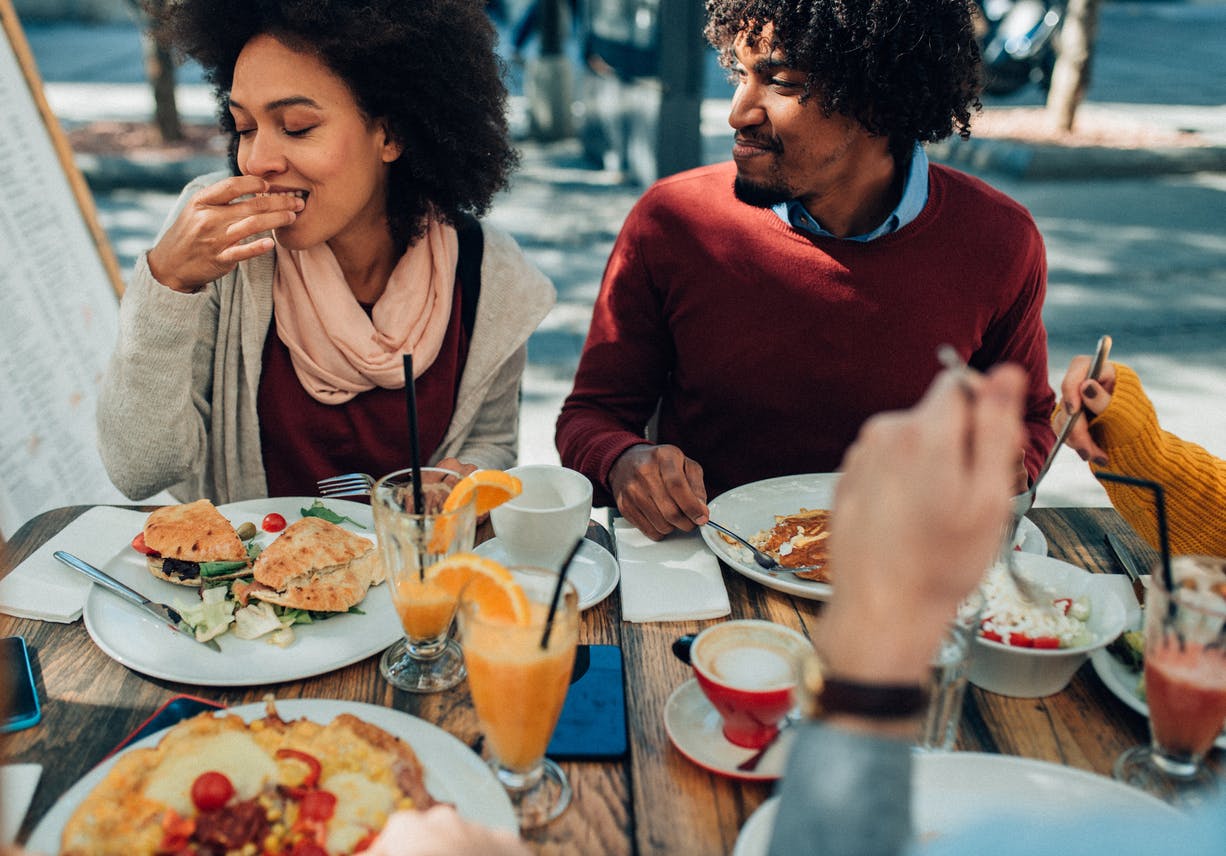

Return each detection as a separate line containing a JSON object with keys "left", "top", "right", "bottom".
{"left": 0, "top": 506, "right": 1170, "bottom": 854}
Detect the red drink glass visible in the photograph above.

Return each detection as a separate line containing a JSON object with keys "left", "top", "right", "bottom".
{"left": 1114, "top": 555, "right": 1226, "bottom": 803}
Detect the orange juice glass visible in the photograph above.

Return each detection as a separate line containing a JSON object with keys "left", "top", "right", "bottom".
{"left": 458, "top": 567, "right": 578, "bottom": 828}
{"left": 1114, "top": 555, "right": 1226, "bottom": 804}
{"left": 372, "top": 467, "right": 476, "bottom": 693}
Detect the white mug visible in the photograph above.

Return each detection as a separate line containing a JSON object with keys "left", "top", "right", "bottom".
{"left": 490, "top": 465, "right": 593, "bottom": 568}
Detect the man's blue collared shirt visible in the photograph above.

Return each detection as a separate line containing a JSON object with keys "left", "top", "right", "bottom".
{"left": 772, "top": 143, "right": 929, "bottom": 242}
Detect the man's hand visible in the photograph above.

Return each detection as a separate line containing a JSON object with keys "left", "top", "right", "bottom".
{"left": 363, "top": 806, "right": 530, "bottom": 856}
{"left": 1056, "top": 354, "right": 1119, "bottom": 465}
{"left": 608, "top": 444, "right": 709, "bottom": 540}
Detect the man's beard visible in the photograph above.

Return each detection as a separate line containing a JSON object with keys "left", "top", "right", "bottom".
{"left": 733, "top": 174, "right": 794, "bottom": 208}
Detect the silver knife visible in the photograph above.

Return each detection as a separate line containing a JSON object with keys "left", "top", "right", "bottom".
{"left": 1104, "top": 534, "right": 1147, "bottom": 607}
{"left": 53, "top": 550, "right": 222, "bottom": 652}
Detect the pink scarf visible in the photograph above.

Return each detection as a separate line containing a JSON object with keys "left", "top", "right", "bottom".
{"left": 272, "top": 221, "right": 459, "bottom": 404}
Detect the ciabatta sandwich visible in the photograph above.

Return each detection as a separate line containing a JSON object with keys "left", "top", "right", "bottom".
{"left": 234, "top": 517, "right": 384, "bottom": 612}
{"left": 142, "top": 499, "right": 251, "bottom": 586}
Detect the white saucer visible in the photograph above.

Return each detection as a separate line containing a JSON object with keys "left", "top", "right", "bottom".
{"left": 473, "top": 537, "right": 620, "bottom": 611}
{"left": 664, "top": 678, "right": 793, "bottom": 782}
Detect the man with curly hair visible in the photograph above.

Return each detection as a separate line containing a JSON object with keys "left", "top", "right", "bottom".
{"left": 97, "top": 0, "right": 554, "bottom": 504}
{"left": 556, "top": 0, "right": 1056, "bottom": 539}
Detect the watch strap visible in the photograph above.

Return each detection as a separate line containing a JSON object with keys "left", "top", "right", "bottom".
{"left": 817, "top": 677, "right": 929, "bottom": 718}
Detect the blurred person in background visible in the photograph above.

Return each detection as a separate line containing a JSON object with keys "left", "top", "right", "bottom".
{"left": 96, "top": 0, "right": 554, "bottom": 504}
{"left": 556, "top": 0, "right": 1055, "bottom": 540}
{"left": 1056, "top": 353, "right": 1226, "bottom": 556}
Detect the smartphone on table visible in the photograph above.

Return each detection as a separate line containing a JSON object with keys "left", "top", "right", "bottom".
{"left": 1, "top": 636, "right": 41, "bottom": 733}
{"left": 548, "top": 644, "right": 628, "bottom": 761}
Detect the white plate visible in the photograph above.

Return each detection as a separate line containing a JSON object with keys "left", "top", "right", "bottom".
{"left": 26, "top": 699, "right": 516, "bottom": 853}
{"left": 1090, "top": 611, "right": 1226, "bottom": 750}
{"left": 473, "top": 536, "right": 619, "bottom": 611}
{"left": 81, "top": 498, "right": 402, "bottom": 686}
{"left": 703, "top": 474, "right": 1046, "bottom": 603}
{"left": 663, "top": 678, "right": 793, "bottom": 782}
{"left": 732, "top": 751, "right": 1180, "bottom": 856}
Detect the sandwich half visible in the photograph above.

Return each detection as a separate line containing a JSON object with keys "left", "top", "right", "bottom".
{"left": 235, "top": 517, "right": 385, "bottom": 612}
{"left": 142, "top": 499, "right": 251, "bottom": 586}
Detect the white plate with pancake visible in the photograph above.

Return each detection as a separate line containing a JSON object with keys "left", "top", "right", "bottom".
{"left": 731, "top": 751, "right": 1179, "bottom": 856}
{"left": 80, "top": 497, "right": 402, "bottom": 686}
{"left": 702, "top": 474, "right": 1047, "bottom": 602}
{"left": 26, "top": 698, "right": 517, "bottom": 852}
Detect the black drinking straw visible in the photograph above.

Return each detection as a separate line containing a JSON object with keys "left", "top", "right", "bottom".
{"left": 403, "top": 353, "right": 425, "bottom": 580}
{"left": 540, "top": 537, "right": 585, "bottom": 649}
{"left": 1095, "top": 471, "right": 1172, "bottom": 596}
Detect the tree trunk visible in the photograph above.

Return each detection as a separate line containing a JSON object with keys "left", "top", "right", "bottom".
{"left": 1046, "top": 0, "right": 1101, "bottom": 133}
{"left": 145, "top": 34, "right": 183, "bottom": 143}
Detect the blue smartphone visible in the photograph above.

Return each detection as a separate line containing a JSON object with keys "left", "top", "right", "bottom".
{"left": 547, "top": 644, "right": 628, "bottom": 761}
{"left": 1, "top": 636, "right": 41, "bottom": 733}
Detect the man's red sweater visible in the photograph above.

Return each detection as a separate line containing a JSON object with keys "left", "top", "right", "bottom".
{"left": 556, "top": 160, "right": 1056, "bottom": 504}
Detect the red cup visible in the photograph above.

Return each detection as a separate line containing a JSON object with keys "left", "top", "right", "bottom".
{"left": 687, "top": 620, "right": 810, "bottom": 748}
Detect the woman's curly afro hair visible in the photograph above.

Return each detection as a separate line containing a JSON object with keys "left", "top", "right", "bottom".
{"left": 150, "top": 0, "right": 517, "bottom": 249}
{"left": 704, "top": 0, "right": 982, "bottom": 159}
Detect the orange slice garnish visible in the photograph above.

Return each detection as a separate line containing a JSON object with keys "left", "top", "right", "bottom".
{"left": 425, "top": 552, "right": 529, "bottom": 625}
{"left": 441, "top": 469, "right": 523, "bottom": 516}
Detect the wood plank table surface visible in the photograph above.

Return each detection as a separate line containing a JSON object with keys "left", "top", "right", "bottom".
{"left": 0, "top": 505, "right": 1181, "bottom": 854}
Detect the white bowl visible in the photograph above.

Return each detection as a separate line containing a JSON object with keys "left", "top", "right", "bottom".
{"left": 969, "top": 553, "right": 1129, "bottom": 698}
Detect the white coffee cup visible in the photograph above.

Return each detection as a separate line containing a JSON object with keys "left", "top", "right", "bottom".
{"left": 489, "top": 465, "right": 593, "bottom": 568}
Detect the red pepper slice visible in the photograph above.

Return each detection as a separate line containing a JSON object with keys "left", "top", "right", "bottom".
{"left": 1052, "top": 598, "right": 1073, "bottom": 615}
{"left": 980, "top": 628, "right": 1003, "bottom": 643}
{"left": 298, "top": 789, "right": 338, "bottom": 822}
{"left": 158, "top": 809, "right": 196, "bottom": 851}
{"left": 1031, "top": 635, "right": 1061, "bottom": 649}
{"left": 276, "top": 747, "right": 322, "bottom": 790}
{"left": 132, "top": 531, "right": 159, "bottom": 556}
{"left": 289, "top": 842, "right": 329, "bottom": 856}
{"left": 1009, "top": 632, "right": 1035, "bottom": 648}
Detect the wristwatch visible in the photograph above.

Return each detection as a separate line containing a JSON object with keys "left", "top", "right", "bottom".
{"left": 800, "top": 651, "right": 929, "bottom": 719}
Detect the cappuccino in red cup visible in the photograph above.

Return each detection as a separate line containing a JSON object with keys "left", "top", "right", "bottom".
{"left": 689, "top": 620, "right": 811, "bottom": 748}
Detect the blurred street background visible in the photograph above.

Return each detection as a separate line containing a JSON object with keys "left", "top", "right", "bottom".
{"left": 15, "top": 0, "right": 1226, "bottom": 511}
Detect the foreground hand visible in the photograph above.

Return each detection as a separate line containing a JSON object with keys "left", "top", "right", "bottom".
{"left": 1057, "top": 355, "right": 1119, "bottom": 464}
{"left": 146, "top": 174, "right": 304, "bottom": 292}
{"left": 609, "top": 444, "right": 708, "bottom": 539}
{"left": 363, "top": 806, "right": 530, "bottom": 856}
{"left": 818, "top": 365, "right": 1026, "bottom": 685}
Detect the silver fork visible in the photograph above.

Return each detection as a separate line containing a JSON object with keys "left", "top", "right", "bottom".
{"left": 705, "top": 520, "right": 827, "bottom": 576}
{"left": 317, "top": 472, "right": 375, "bottom": 498}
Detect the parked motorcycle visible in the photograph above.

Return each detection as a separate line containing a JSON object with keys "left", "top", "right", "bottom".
{"left": 974, "top": 0, "right": 1064, "bottom": 96}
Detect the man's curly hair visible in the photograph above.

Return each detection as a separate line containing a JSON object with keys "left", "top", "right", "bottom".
{"left": 704, "top": 0, "right": 982, "bottom": 160}
{"left": 149, "top": 0, "right": 516, "bottom": 249}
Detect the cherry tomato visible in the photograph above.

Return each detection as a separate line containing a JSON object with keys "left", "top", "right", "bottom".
{"left": 131, "top": 531, "right": 158, "bottom": 556}
{"left": 190, "top": 771, "right": 235, "bottom": 812}
{"left": 262, "top": 512, "right": 288, "bottom": 533}
{"left": 297, "top": 790, "right": 337, "bottom": 822}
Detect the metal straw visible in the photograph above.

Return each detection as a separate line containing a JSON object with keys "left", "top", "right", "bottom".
{"left": 540, "top": 537, "right": 584, "bottom": 649}
{"left": 1095, "top": 471, "right": 1172, "bottom": 597}
{"left": 403, "top": 353, "right": 425, "bottom": 579}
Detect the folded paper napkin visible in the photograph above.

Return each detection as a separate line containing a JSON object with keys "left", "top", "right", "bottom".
{"left": 614, "top": 518, "right": 730, "bottom": 623}
{"left": 0, "top": 506, "right": 149, "bottom": 622}
{"left": 0, "top": 764, "right": 42, "bottom": 845}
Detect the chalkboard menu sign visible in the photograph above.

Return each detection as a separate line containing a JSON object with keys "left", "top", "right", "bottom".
{"left": 0, "top": 0, "right": 134, "bottom": 540}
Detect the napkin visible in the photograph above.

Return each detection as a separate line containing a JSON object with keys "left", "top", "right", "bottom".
{"left": 0, "top": 506, "right": 149, "bottom": 622}
{"left": 614, "top": 518, "right": 730, "bottom": 623}
{"left": 0, "top": 764, "right": 42, "bottom": 845}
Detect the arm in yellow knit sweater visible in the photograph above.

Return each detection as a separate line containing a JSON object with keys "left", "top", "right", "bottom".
{"left": 1088, "top": 363, "right": 1226, "bottom": 556}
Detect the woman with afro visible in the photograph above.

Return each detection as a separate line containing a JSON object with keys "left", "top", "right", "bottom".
{"left": 98, "top": 0, "right": 554, "bottom": 503}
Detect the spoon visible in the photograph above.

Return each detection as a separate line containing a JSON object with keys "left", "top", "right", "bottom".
{"left": 704, "top": 520, "right": 826, "bottom": 576}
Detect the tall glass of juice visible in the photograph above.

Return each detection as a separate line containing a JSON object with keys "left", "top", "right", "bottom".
{"left": 458, "top": 567, "right": 579, "bottom": 828}
{"left": 372, "top": 467, "right": 476, "bottom": 693}
{"left": 1114, "top": 555, "right": 1226, "bottom": 803}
